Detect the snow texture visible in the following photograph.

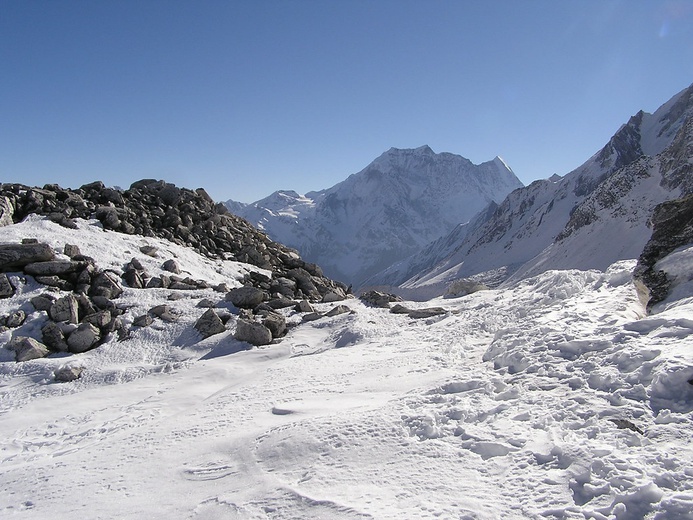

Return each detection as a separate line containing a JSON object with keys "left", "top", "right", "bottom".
{"left": 1, "top": 218, "right": 692, "bottom": 519}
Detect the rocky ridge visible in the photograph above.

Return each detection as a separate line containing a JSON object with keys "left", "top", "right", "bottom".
{"left": 0, "top": 180, "right": 351, "bottom": 367}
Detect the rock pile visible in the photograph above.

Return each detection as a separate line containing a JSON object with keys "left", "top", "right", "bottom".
{"left": 0, "top": 180, "right": 349, "bottom": 301}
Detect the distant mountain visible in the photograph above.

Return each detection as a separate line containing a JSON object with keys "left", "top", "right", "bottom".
{"left": 227, "top": 146, "right": 523, "bottom": 286}
{"left": 376, "top": 83, "right": 693, "bottom": 297}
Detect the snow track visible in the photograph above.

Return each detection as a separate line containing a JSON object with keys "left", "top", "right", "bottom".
{"left": 1, "top": 221, "right": 692, "bottom": 519}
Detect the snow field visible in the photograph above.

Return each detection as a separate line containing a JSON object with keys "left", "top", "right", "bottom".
{"left": 1, "top": 219, "right": 692, "bottom": 519}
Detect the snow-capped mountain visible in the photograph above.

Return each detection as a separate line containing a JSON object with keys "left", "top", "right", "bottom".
{"left": 374, "top": 83, "right": 693, "bottom": 297}
{"left": 227, "top": 146, "right": 523, "bottom": 287}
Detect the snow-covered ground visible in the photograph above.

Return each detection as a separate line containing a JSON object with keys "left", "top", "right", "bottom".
{"left": 1, "top": 218, "right": 692, "bottom": 519}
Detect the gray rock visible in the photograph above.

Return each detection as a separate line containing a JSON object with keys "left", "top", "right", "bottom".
{"left": 89, "top": 271, "right": 123, "bottom": 299}
{"left": 122, "top": 269, "right": 144, "bottom": 288}
{"left": 5, "top": 310, "right": 26, "bottom": 328}
{"left": 35, "top": 275, "right": 73, "bottom": 290}
{"left": 226, "top": 286, "right": 266, "bottom": 308}
{"left": 325, "top": 305, "right": 351, "bottom": 317}
{"left": 0, "top": 196, "right": 14, "bottom": 227}
{"left": 408, "top": 307, "right": 447, "bottom": 319}
{"left": 302, "top": 312, "right": 323, "bottom": 322}
{"left": 150, "top": 304, "right": 177, "bottom": 322}
{"left": 140, "top": 245, "right": 158, "bottom": 257}
{"left": 359, "top": 290, "right": 402, "bottom": 308}
{"left": 83, "top": 310, "right": 112, "bottom": 329}
{"left": 266, "top": 297, "right": 297, "bottom": 309}
{"left": 95, "top": 206, "right": 120, "bottom": 228}
{"left": 54, "top": 365, "right": 83, "bottom": 382}
{"left": 145, "top": 276, "right": 164, "bottom": 289}
{"left": 133, "top": 314, "right": 154, "bottom": 327}
{"left": 214, "top": 282, "right": 230, "bottom": 293}
{"left": 235, "top": 319, "right": 272, "bottom": 346}
{"left": 24, "top": 260, "right": 83, "bottom": 276}
{"left": 169, "top": 280, "right": 197, "bottom": 290}
{"left": 41, "top": 321, "right": 69, "bottom": 352}
{"left": 272, "top": 277, "right": 297, "bottom": 298}
{"left": 194, "top": 309, "right": 226, "bottom": 338}
{"left": 262, "top": 312, "right": 287, "bottom": 339}
{"left": 63, "top": 244, "right": 81, "bottom": 258}
{"left": 13, "top": 337, "right": 50, "bottom": 362}
{"left": 31, "top": 293, "right": 57, "bottom": 311}
{"left": 390, "top": 304, "right": 411, "bottom": 314}
{"left": 295, "top": 300, "right": 314, "bottom": 313}
{"left": 0, "top": 242, "right": 54, "bottom": 270}
{"left": 162, "top": 259, "right": 181, "bottom": 274}
{"left": 322, "top": 289, "right": 346, "bottom": 303}
{"left": 0, "top": 273, "right": 14, "bottom": 298}
{"left": 49, "top": 294, "right": 79, "bottom": 323}
{"left": 67, "top": 322, "right": 101, "bottom": 353}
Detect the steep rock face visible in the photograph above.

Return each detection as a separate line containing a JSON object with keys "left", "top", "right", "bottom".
{"left": 388, "top": 83, "right": 693, "bottom": 296}
{"left": 229, "top": 146, "right": 522, "bottom": 287}
{"left": 635, "top": 194, "right": 693, "bottom": 309}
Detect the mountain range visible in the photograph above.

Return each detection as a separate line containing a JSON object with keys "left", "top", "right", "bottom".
{"left": 226, "top": 146, "right": 522, "bottom": 287}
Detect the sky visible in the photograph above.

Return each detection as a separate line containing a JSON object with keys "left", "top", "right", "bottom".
{"left": 1, "top": 1, "right": 693, "bottom": 203}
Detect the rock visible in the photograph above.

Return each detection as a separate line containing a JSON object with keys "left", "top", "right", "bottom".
{"left": 390, "top": 304, "right": 411, "bottom": 314}
{"left": 162, "top": 259, "right": 181, "bottom": 274}
{"left": 322, "top": 288, "right": 346, "bottom": 303}
{"left": 122, "top": 269, "right": 144, "bottom": 288}
{"left": 67, "top": 323, "right": 101, "bottom": 353}
{"left": 95, "top": 206, "right": 120, "bottom": 228}
{"left": 0, "top": 273, "right": 14, "bottom": 298}
{"left": 5, "top": 309, "right": 26, "bottom": 328}
{"left": 359, "top": 290, "right": 402, "bottom": 308}
{"left": 295, "top": 300, "right": 314, "bottom": 313}
{"left": 262, "top": 312, "right": 287, "bottom": 339}
{"left": 194, "top": 309, "right": 226, "bottom": 338}
{"left": 325, "top": 305, "right": 351, "bottom": 317}
{"left": 35, "top": 275, "right": 73, "bottom": 290}
{"left": 226, "top": 286, "right": 266, "bottom": 308}
{"left": 271, "top": 277, "right": 297, "bottom": 298}
{"left": 0, "top": 242, "right": 54, "bottom": 270}
{"left": 54, "top": 365, "right": 83, "bottom": 382}
{"left": 235, "top": 319, "right": 273, "bottom": 346}
{"left": 266, "top": 297, "right": 297, "bottom": 309}
{"left": 41, "top": 321, "right": 69, "bottom": 352}
{"left": 83, "top": 310, "right": 112, "bottom": 329}
{"left": 0, "top": 196, "right": 14, "bottom": 227}
{"left": 150, "top": 304, "right": 177, "bottom": 322}
{"left": 169, "top": 280, "right": 197, "bottom": 290}
{"left": 31, "top": 292, "right": 56, "bottom": 311}
{"left": 63, "top": 244, "right": 81, "bottom": 258}
{"left": 408, "top": 307, "right": 447, "bottom": 319}
{"left": 302, "top": 312, "right": 323, "bottom": 322}
{"left": 140, "top": 245, "right": 158, "bottom": 257}
{"left": 146, "top": 276, "right": 165, "bottom": 289}
{"left": 133, "top": 314, "right": 154, "bottom": 327}
{"left": 214, "top": 282, "right": 230, "bottom": 293}
{"left": 49, "top": 294, "right": 79, "bottom": 323}
{"left": 13, "top": 337, "right": 50, "bottom": 362}
{"left": 89, "top": 271, "right": 123, "bottom": 299}
{"left": 24, "top": 260, "right": 84, "bottom": 276}
{"left": 196, "top": 298, "right": 217, "bottom": 308}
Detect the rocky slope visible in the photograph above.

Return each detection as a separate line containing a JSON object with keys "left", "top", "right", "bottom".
{"left": 228, "top": 146, "right": 522, "bottom": 287}
{"left": 371, "top": 83, "right": 693, "bottom": 297}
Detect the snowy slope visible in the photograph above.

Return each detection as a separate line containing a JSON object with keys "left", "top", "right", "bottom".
{"left": 392, "top": 83, "right": 693, "bottom": 297}
{"left": 227, "top": 146, "right": 522, "bottom": 287}
{"left": 1, "top": 216, "right": 692, "bottom": 518}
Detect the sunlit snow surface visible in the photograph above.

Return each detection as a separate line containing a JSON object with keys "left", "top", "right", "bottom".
{"left": 1, "top": 218, "right": 692, "bottom": 519}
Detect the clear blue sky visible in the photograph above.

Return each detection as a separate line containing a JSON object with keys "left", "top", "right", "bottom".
{"left": 2, "top": 0, "right": 692, "bottom": 203}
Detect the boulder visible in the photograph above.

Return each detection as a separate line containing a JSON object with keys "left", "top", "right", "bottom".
{"left": 0, "top": 196, "right": 14, "bottom": 227}
{"left": 41, "top": 322, "right": 69, "bottom": 352}
{"left": 31, "top": 292, "right": 56, "bottom": 311}
{"left": 408, "top": 307, "right": 447, "bottom": 319}
{"left": 322, "top": 289, "right": 346, "bottom": 303}
{"left": 24, "top": 260, "right": 84, "bottom": 276}
{"left": 226, "top": 286, "right": 266, "bottom": 308}
{"left": 5, "top": 309, "right": 26, "bottom": 328}
{"left": 390, "top": 304, "right": 411, "bottom": 314}
{"left": 63, "top": 244, "right": 81, "bottom": 258}
{"left": 140, "top": 245, "right": 158, "bottom": 257}
{"left": 133, "top": 314, "right": 154, "bottom": 327}
{"left": 54, "top": 365, "right": 83, "bottom": 382}
{"left": 325, "top": 305, "right": 351, "bottom": 317}
{"left": 89, "top": 271, "right": 123, "bottom": 299}
{"left": 162, "top": 259, "right": 181, "bottom": 274}
{"left": 359, "top": 290, "right": 402, "bottom": 308}
{"left": 295, "top": 300, "right": 314, "bottom": 313}
{"left": 67, "top": 323, "right": 101, "bottom": 353}
{"left": 49, "top": 294, "right": 79, "bottom": 323}
{"left": 0, "top": 242, "right": 54, "bottom": 270}
{"left": 150, "top": 304, "right": 177, "bottom": 322}
{"left": 194, "top": 309, "right": 226, "bottom": 338}
{"left": 235, "top": 319, "right": 272, "bottom": 346}
{"left": 13, "top": 337, "right": 50, "bottom": 362}
{"left": 262, "top": 312, "right": 287, "bottom": 339}
{"left": 0, "top": 273, "right": 14, "bottom": 298}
